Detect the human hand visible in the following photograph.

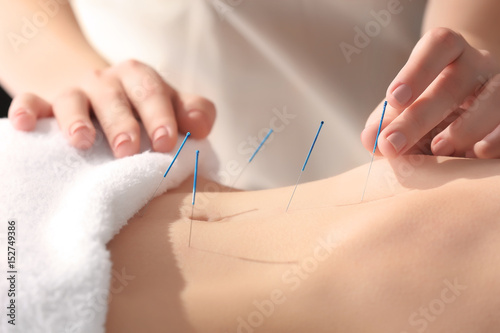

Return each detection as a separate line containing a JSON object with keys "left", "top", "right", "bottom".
{"left": 8, "top": 60, "right": 216, "bottom": 158}
{"left": 361, "top": 28, "right": 500, "bottom": 159}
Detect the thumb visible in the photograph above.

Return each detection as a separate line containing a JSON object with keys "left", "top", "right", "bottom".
{"left": 361, "top": 100, "right": 399, "bottom": 155}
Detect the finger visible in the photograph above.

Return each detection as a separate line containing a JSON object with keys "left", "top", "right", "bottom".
{"left": 431, "top": 74, "right": 500, "bottom": 156}
{"left": 387, "top": 28, "right": 489, "bottom": 110}
{"left": 52, "top": 89, "right": 95, "bottom": 150}
{"left": 361, "top": 100, "right": 398, "bottom": 155}
{"left": 86, "top": 73, "right": 140, "bottom": 158}
{"left": 175, "top": 93, "right": 216, "bottom": 139}
{"left": 378, "top": 51, "right": 492, "bottom": 158}
{"left": 8, "top": 93, "right": 52, "bottom": 131}
{"left": 404, "top": 108, "right": 466, "bottom": 156}
{"left": 115, "top": 60, "right": 178, "bottom": 153}
{"left": 473, "top": 124, "right": 500, "bottom": 159}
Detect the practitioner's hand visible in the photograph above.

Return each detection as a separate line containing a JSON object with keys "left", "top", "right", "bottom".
{"left": 361, "top": 27, "right": 500, "bottom": 159}
{"left": 7, "top": 59, "right": 216, "bottom": 158}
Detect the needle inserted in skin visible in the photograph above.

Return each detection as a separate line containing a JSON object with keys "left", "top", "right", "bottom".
{"left": 230, "top": 128, "right": 273, "bottom": 189}
{"left": 360, "top": 101, "right": 387, "bottom": 202}
{"left": 286, "top": 121, "right": 324, "bottom": 212}
{"left": 189, "top": 150, "right": 199, "bottom": 247}
{"left": 139, "top": 132, "right": 191, "bottom": 216}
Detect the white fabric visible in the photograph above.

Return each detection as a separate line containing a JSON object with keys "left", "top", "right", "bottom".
{"left": 0, "top": 118, "right": 217, "bottom": 333}
{"left": 70, "top": 0, "right": 427, "bottom": 189}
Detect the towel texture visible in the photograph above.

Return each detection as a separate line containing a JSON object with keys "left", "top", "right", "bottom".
{"left": 0, "top": 118, "right": 217, "bottom": 333}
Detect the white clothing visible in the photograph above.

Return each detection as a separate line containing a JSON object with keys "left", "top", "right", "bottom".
{"left": 70, "top": 0, "right": 427, "bottom": 189}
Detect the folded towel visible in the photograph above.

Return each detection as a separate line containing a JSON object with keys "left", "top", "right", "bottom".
{"left": 0, "top": 118, "right": 217, "bottom": 333}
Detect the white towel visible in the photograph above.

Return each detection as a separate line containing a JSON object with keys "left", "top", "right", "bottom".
{"left": 0, "top": 118, "right": 217, "bottom": 333}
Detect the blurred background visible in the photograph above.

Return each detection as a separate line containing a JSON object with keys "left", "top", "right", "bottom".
{"left": 0, "top": 86, "right": 11, "bottom": 118}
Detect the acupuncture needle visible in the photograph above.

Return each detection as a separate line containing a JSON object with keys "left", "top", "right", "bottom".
{"left": 138, "top": 132, "right": 191, "bottom": 216}
{"left": 286, "top": 121, "right": 324, "bottom": 212}
{"left": 360, "top": 101, "right": 387, "bottom": 202}
{"left": 230, "top": 128, "right": 274, "bottom": 189}
{"left": 189, "top": 150, "right": 199, "bottom": 247}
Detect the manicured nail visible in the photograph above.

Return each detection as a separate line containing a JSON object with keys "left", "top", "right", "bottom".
{"left": 69, "top": 121, "right": 94, "bottom": 149}
{"left": 153, "top": 126, "right": 169, "bottom": 143}
{"left": 386, "top": 131, "right": 407, "bottom": 154}
{"left": 152, "top": 125, "right": 174, "bottom": 150}
{"left": 188, "top": 109, "right": 210, "bottom": 125}
{"left": 392, "top": 84, "right": 412, "bottom": 106}
{"left": 187, "top": 109, "right": 206, "bottom": 120}
{"left": 432, "top": 138, "right": 454, "bottom": 156}
{"left": 113, "top": 133, "right": 132, "bottom": 157}
{"left": 69, "top": 121, "right": 89, "bottom": 136}
{"left": 11, "top": 108, "right": 36, "bottom": 131}
{"left": 13, "top": 108, "right": 34, "bottom": 119}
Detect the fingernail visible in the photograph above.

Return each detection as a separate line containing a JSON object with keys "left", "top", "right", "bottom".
{"left": 153, "top": 126, "right": 169, "bottom": 143}
{"left": 113, "top": 133, "right": 132, "bottom": 157}
{"left": 432, "top": 138, "right": 454, "bottom": 156}
{"left": 189, "top": 109, "right": 213, "bottom": 125}
{"left": 69, "top": 121, "right": 89, "bottom": 136}
{"left": 392, "top": 84, "right": 412, "bottom": 106}
{"left": 153, "top": 125, "right": 174, "bottom": 150}
{"left": 386, "top": 131, "right": 407, "bottom": 154}
{"left": 153, "top": 125, "right": 175, "bottom": 152}
{"left": 69, "top": 121, "right": 94, "bottom": 150}
{"left": 188, "top": 109, "right": 204, "bottom": 118}
{"left": 11, "top": 108, "right": 36, "bottom": 131}
{"left": 13, "top": 108, "right": 34, "bottom": 119}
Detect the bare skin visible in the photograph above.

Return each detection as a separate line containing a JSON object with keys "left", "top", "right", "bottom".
{"left": 106, "top": 156, "right": 500, "bottom": 333}
{"left": 363, "top": 0, "right": 500, "bottom": 159}
{"left": 0, "top": 1, "right": 215, "bottom": 156}
{"left": 3, "top": 1, "right": 500, "bottom": 159}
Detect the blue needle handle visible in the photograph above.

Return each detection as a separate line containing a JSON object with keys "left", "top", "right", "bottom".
{"left": 372, "top": 101, "right": 387, "bottom": 154}
{"left": 192, "top": 150, "right": 199, "bottom": 205}
{"left": 163, "top": 132, "right": 191, "bottom": 177}
{"left": 302, "top": 121, "right": 324, "bottom": 172}
{"left": 249, "top": 128, "right": 273, "bottom": 163}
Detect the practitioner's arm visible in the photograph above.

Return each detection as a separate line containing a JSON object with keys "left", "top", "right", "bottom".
{"left": 0, "top": 0, "right": 215, "bottom": 157}
{"left": 0, "top": 1, "right": 107, "bottom": 101}
{"left": 362, "top": 0, "right": 500, "bottom": 159}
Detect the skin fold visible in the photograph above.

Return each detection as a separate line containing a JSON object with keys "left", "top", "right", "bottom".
{"left": 106, "top": 156, "right": 500, "bottom": 333}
